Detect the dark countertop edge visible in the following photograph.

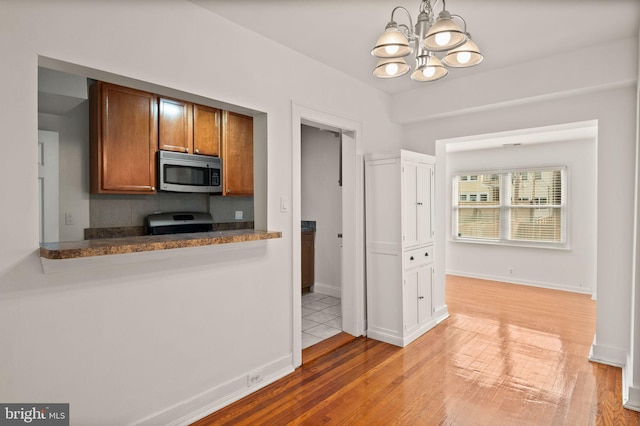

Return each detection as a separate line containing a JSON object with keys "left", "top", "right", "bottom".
{"left": 39, "top": 230, "right": 282, "bottom": 260}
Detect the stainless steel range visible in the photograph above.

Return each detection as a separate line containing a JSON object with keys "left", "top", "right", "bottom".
{"left": 145, "top": 212, "right": 214, "bottom": 235}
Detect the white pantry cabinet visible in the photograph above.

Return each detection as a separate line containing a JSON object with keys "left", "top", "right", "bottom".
{"left": 365, "top": 150, "right": 436, "bottom": 347}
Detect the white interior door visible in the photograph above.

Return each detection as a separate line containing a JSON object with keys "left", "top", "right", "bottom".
{"left": 38, "top": 130, "right": 59, "bottom": 243}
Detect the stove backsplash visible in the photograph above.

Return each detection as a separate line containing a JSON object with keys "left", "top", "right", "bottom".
{"left": 89, "top": 192, "right": 254, "bottom": 228}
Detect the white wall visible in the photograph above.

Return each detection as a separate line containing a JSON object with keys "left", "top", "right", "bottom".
{"left": 301, "top": 125, "right": 342, "bottom": 296}
{"left": 626, "top": 25, "right": 640, "bottom": 410}
{"left": 399, "top": 37, "right": 638, "bottom": 368}
{"left": 446, "top": 137, "right": 597, "bottom": 293}
{"left": 38, "top": 101, "right": 91, "bottom": 242}
{"left": 0, "top": 1, "right": 400, "bottom": 425}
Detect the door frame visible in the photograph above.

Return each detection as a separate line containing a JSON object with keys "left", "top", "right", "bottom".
{"left": 38, "top": 130, "right": 59, "bottom": 243}
{"left": 291, "top": 102, "right": 365, "bottom": 367}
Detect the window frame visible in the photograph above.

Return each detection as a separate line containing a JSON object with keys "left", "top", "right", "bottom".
{"left": 452, "top": 166, "right": 568, "bottom": 249}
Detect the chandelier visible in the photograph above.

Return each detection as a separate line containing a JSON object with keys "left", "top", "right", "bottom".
{"left": 371, "top": 0, "right": 483, "bottom": 82}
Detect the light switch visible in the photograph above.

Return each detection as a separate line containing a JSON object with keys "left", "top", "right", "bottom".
{"left": 235, "top": 210, "right": 243, "bottom": 220}
{"left": 280, "top": 196, "right": 289, "bottom": 213}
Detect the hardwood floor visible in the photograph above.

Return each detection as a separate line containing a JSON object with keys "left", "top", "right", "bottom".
{"left": 192, "top": 275, "right": 639, "bottom": 425}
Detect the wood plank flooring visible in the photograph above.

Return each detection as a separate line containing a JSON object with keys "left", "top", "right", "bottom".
{"left": 192, "top": 275, "right": 640, "bottom": 425}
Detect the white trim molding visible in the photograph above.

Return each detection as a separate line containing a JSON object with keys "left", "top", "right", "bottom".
{"left": 313, "top": 282, "right": 341, "bottom": 299}
{"left": 132, "top": 355, "right": 293, "bottom": 426}
{"left": 589, "top": 336, "right": 626, "bottom": 367}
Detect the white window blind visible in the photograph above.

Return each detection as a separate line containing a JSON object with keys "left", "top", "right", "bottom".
{"left": 453, "top": 167, "right": 567, "bottom": 248}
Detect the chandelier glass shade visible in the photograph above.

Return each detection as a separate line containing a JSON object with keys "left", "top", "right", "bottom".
{"left": 371, "top": 0, "right": 483, "bottom": 82}
{"left": 410, "top": 54, "right": 448, "bottom": 82}
{"left": 371, "top": 25, "right": 412, "bottom": 58}
{"left": 442, "top": 36, "right": 483, "bottom": 67}
{"left": 374, "top": 57, "right": 411, "bottom": 78}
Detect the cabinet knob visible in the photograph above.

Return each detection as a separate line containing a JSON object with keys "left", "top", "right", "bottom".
{"left": 425, "top": 252, "right": 429, "bottom": 256}
{"left": 418, "top": 296, "right": 424, "bottom": 300}
{"left": 195, "top": 149, "right": 199, "bottom": 154}
{"left": 227, "top": 189, "right": 231, "bottom": 194}
{"left": 417, "top": 202, "right": 423, "bottom": 205}
{"left": 410, "top": 256, "right": 414, "bottom": 260}
{"left": 151, "top": 186, "right": 156, "bottom": 191}
{"left": 185, "top": 148, "right": 189, "bottom": 153}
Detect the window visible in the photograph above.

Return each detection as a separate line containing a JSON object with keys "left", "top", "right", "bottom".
{"left": 453, "top": 167, "right": 567, "bottom": 247}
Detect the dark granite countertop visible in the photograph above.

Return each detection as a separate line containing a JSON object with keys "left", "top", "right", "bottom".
{"left": 301, "top": 220, "right": 316, "bottom": 232}
{"left": 40, "top": 229, "right": 282, "bottom": 260}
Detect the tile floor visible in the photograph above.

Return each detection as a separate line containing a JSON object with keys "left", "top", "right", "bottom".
{"left": 302, "top": 292, "right": 342, "bottom": 349}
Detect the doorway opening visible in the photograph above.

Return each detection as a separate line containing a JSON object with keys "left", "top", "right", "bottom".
{"left": 300, "top": 124, "right": 343, "bottom": 349}
{"left": 292, "top": 103, "right": 365, "bottom": 367}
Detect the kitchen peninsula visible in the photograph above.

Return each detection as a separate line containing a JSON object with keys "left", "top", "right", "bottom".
{"left": 40, "top": 229, "right": 281, "bottom": 260}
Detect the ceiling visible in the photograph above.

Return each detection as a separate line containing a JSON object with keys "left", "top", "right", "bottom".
{"left": 191, "top": 0, "right": 639, "bottom": 95}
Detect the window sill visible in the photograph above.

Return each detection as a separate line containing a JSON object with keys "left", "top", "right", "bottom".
{"left": 450, "top": 237, "right": 570, "bottom": 250}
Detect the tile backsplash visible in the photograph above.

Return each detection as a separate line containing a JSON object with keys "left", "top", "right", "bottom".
{"left": 90, "top": 192, "right": 254, "bottom": 228}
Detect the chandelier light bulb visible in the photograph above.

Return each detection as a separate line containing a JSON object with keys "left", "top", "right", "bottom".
{"left": 435, "top": 32, "right": 451, "bottom": 47}
{"left": 385, "top": 45, "right": 400, "bottom": 55}
{"left": 386, "top": 63, "right": 399, "bottom": 76}
{"left": 423, "top": 67, "right": 436, "bottom": 78}
{"left": 456, "top": 51, "right": 471, "bottom": 64}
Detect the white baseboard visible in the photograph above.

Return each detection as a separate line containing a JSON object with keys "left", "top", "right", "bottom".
{"left": 132, "top": 355, "right": 293, "bottom": 426}
{"left": 446, "top": 270, "right": 593, "bottom": 295}
{"left": 625, "top": 385, "right": 640, "bottom": 412}
{"left": 622, "top": 364, "right": 640, "bottom": 412}
{"left": 313, "top": 282, "right": 341, "bottom": 298}
{"left": 589, "top": 336, "right": 626, "bottom": 367}
{"left": 434, "top": 305, "right": 449, "bottom": 324}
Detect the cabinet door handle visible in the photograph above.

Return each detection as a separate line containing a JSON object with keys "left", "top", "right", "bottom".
{"left": 410, "top": 256, "right": 414, "bottom": 260}
{"left": 417, "top": 202, "right": 423, "bottom": 205}
{"left": 418, "top": 296, "right": 424, "bottom": 300}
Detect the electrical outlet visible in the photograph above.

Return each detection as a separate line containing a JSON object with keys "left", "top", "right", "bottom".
{"left": 64, "top": 212, "right": 74, "bottom": 225}
{"left": 247, "top": 369, "right": 264, "bottom": 387}
{"left": 235, "top": 210, "right": 243, "bottom": 220}
{"left": 508, "top": 267, "right": 514, "bottom": 275}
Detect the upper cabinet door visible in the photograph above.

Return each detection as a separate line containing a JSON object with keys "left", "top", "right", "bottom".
{"left": 222, "top": 111, "right": 254, "bottom": 196}
{"left": 402, "top": 161, "right": 420, "bottom": 248}
{"left": 417, "top": 163, "right": 433, "bottom": 244}
{"left": 193, "top": 104, "right": 221, "bottom": 156}
{"left": 90, "top": 82, "right": 158, "bottom": 194}
{"left": 402, "top": 160, "right": 434, "bottom": 247}
{"left": 158, "top": 97, "right": 193, "bottom": 153}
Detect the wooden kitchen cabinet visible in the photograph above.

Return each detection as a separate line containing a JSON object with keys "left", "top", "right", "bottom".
{"left": 158, "top": 97, "right": 193, "bottom": 154}
{"left": 365, "top": 150, "right": 436, "bottom": 347}
{"left": 301, "top": 230, "right": 315, "bottom": 291}
{"left": 90, "top": 81, "right": 158, "bottom": 194}
{"left": 193, "top": 104, "right": 221, "bottom": 156}
{"left": 159, "top": 99, "right": 221, "bottom": 157}
{"left": 221, "top": 111, "right": 254, "bottom": 196}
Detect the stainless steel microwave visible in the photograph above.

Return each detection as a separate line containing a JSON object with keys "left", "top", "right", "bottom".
{"left": 158, "top": 151, "right": 222, "bottom": 194}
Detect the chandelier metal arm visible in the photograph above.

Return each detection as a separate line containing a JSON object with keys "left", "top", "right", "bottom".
{"left": 390, "top": 6, "right": 415, "bottom": 37}
{"left": 450, "top": 14, "right": 467, "bottom": 33}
